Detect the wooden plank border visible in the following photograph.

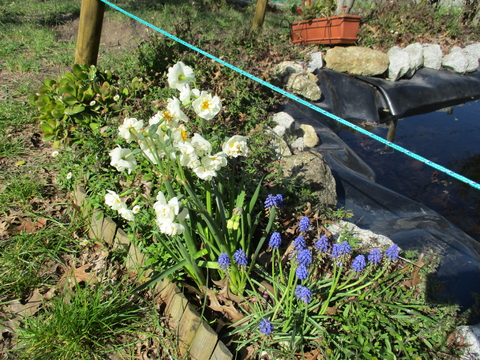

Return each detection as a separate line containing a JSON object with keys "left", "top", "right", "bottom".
{"left": 73, "top": 185, "right": 233, "bottom": 360}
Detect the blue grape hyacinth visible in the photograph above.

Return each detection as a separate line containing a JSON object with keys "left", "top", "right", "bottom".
{"left": 295, "top": 285, "right": 313, "bottom": 304}
{"left": 315, "top": 235, "right": 329, "bottom": 253}
{"left": 264, "top": 194, "right": 284, "bottom": 208}
{"left": 351, "top": 254, "right": 366, "bottom": 273}
{"left": 293, "top": 235, "right": 306, "bottom": 251}
{"left": 233, "top": 249, "right": 248, "bottom": 269}
{"left": 330, "top": 241, "right": 352, "bottom": 259}
{"left": 268, "top": 232, "right": 282, "bottom": 249}
{"left": 298, "top": 216, "right": 310, "bottom": 232}
{"left": 218, "top": 252, "right": 230, "bottom": 272}
{"left": 368, "top": 248, "right": 382, "bottom": 264}
{"left": 259, "top": 318, "right": 274, "bottom": 335}
{"left": 296, "top": 263, "right": 309, "bottom": 281}
{"left": 386, "top": 244, "right": 400, "bottom": 261}
{"left": 296, "top": 248, "right": 312, "bottom": 266}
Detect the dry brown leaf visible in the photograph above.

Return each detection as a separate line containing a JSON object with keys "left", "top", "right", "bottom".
{"left": 213, "top": 278, "right": 244, "bottom": 304}
{"left": 13, "top": 218, "right": 47, "bottom": 233}
{"left": 402, "top": 253, "right": 425, "bottom": 288}
{"left": 303, "top": 202, "right": 313, "bottom": 217}
{"left": 203, "top": 287, "right": 245, "bottom": 325}
{"left": 56, "top": 264, "right": 95, "bottom": 289}
{"left": 297, "top": 349, "right": 322, "bottom": 360}
{"left": 324, "top": 306, "right": 338, "bottom": 315}
{"left": 9, "top": 289, "right": 44, "bottom": 318}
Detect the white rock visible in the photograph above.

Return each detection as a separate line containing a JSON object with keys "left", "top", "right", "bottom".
{"left": 307, "top": 52, "right": 324, "bottom": 73}
{"left": 404, "top": 43, "right": 424, "bottom": 77}
{"left": 456, "top": 324, "right": 480, "bottom": 359}
{"left": 423, "top": 44, "right": 443, "bottom": 70}
{"left": 464, "top": 43, "right": 480, "bottom": 60}
{"left": 450, "top": 46, "right": 464, "bottom": 53}
{"left": 326, "top": 220, "right": 394, "bottom": 249}
{"left": 272, "top": 112, "right": 296, "bottom": 136}
{"left": 290, "top": 137, "right": 304, "bottom": 152}
{"left": 273, "top": 125, "right": 286, "bottom": 138}
{"left": 442, "top": 51, "right": 469, "bottom": 73}
{"left": 466, "top": 54, "right": 479, "bottom": 72}
{"left": 387, "top": 46, "right": 410, "bottom": 81}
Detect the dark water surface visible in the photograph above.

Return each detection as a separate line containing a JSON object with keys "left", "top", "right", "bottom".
{"left": 337, "top": 100, "right": 480, "bottom": 242}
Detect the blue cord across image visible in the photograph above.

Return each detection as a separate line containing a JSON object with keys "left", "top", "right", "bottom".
{"left": 98, "top": 0, "right": 480, "bottom": 191}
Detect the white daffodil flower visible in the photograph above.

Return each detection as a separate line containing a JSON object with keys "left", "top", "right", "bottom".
{"left": 165, "top": 97, "right": 189, "bottom": 123}
{"left": 193, "top": 165, "right": 217, "bottom": 181}
{"left": 222, "top": 135, "right": 249, "bottom": 158}
{"left": 167, "top": 62, "right": 195, "bottom": 90}
{"left": 118, "top": 206, "right": 135, "bottom": 221}
{"left": 109, "top": 146, "right": 137, "bottom": 174}
{"left": 156, "top": 218, "right": 185, "bottom": 236}
{"left": 66, "top": 172, "right": 73, "bottom": 179}
{"left": 105, "top": 190, "right": 124, "bottom": 211}
{"left": 153, "top": 191, "right": 180, "bottom": 222}
{"left": 192, "top": 91, "right": 222, "bottom": 120}
{"left": 177, "top": 141, "right": 198, "bottom": 167}
{"left": 51, "top": 150, "right": 59, "bottom": 157}
{"left": 118, "top": 117, "right": 143, "bottom": 143}
{"left": 191, "top": 133, "right": 212, "bottom": 157}
{"left": 201, "top": 152, "right": 227, "bottom": 171}
{"left": 178, "top": 83, "right": 201, "bottom": 105}
{"left": 170, "top": 123, "right": 189, "bottom": 145}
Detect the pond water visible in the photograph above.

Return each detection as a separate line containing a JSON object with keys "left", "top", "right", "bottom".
{"left": 337, "top": 100, "right": 480, "bottom": 243}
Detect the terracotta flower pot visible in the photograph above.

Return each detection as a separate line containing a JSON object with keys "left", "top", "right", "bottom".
{"left": 291, "top": 15, "right": 361, "bottom": 45}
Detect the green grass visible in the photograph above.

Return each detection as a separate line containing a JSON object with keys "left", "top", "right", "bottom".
{"left": 0, "top": 223, "right": 80, "bottom": 301}
{"left": 13, "top": 279, "right": 159, "bottom": 360}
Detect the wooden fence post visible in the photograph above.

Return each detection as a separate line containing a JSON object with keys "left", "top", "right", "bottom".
{"left": 252, "top": 0, "right": 268, "bottom": 30}
{"left": 75, "top": 0, "right": 105, "bottom": 66}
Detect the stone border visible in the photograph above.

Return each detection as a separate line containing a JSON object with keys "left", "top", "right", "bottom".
{"left": 74, "top": 185, "right": 233, "bottom": 360}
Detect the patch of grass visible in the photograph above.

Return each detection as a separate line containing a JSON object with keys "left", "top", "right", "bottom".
{"left": 0, "top": 174, "right": 45, "bottom": 214}
{"left": 0, "top": 223, "right": 79, "bottom": 301}
{"left": 13, "top": 280, "right": 153, "bottom": 360}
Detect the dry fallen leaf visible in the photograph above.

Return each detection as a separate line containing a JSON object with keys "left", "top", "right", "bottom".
{"left": 56, "top": 263, "right": 95, "bottom": 290}
{"left": 402, "top": 253, "right": 425, "bottom": 288}
{"left": 9, "top": 289, "right": 44, "bottom": 319}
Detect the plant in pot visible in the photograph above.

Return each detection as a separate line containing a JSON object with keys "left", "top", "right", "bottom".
{"left": 291, "top": 0, "right": 361, "bottom": 45}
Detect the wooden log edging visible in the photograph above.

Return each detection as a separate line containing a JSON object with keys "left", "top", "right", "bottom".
{"left": 74, "top": 185, "right": 233, "bottom": 360}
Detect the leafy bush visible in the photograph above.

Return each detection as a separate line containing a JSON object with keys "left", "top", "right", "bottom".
{"left": 29, "top": 64, "right": 144, "bottom": 146}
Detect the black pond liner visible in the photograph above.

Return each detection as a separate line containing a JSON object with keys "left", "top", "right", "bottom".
{"left": 282, "top": 67, "right": 480, "bottom": 315}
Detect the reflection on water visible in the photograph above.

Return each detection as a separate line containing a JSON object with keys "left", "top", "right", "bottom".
{"left": 338, "top": 100, "right": 480, "bottom": 242}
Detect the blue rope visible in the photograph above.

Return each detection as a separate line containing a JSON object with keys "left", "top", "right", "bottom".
{"left": 98, "top": 0, "right": 480, "bottom": 191}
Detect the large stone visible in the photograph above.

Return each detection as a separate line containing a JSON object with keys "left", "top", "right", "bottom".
{"left": 441, "top": 46, "right": 478, "bottom": 73}
{"left": 307, "top": 51, "right": 324, "bottom": 73}
{"left": 273, "top": 61, "right": 305, "bottom": 83}
{"left": 423, "top": 44, "right": 443, "bottom": 69}
{"left": 324, "top": 46, "right": 389, "bottom": 76}
{"left": 442, "top": 50, "right": 470, "bottom": 73}
{"left": 387, "top": 46, "right": 410, "bottom": 81}
{"left": 286, "top": 72, "right": 322, "bottom": 101}
{"left": 281, "top": 151, "right": 337, "bottom": 207}
{"left": 466, "top": 54, "right": 479, "bottom": 72}
{"left": 404, "top": 43, "right": 424, "bottom": 77}
{"left": 464, "top": 43, "right": 480, "bottom": 61}
{"left": 272, "top": 61, "right": 322, "bottom": 101}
